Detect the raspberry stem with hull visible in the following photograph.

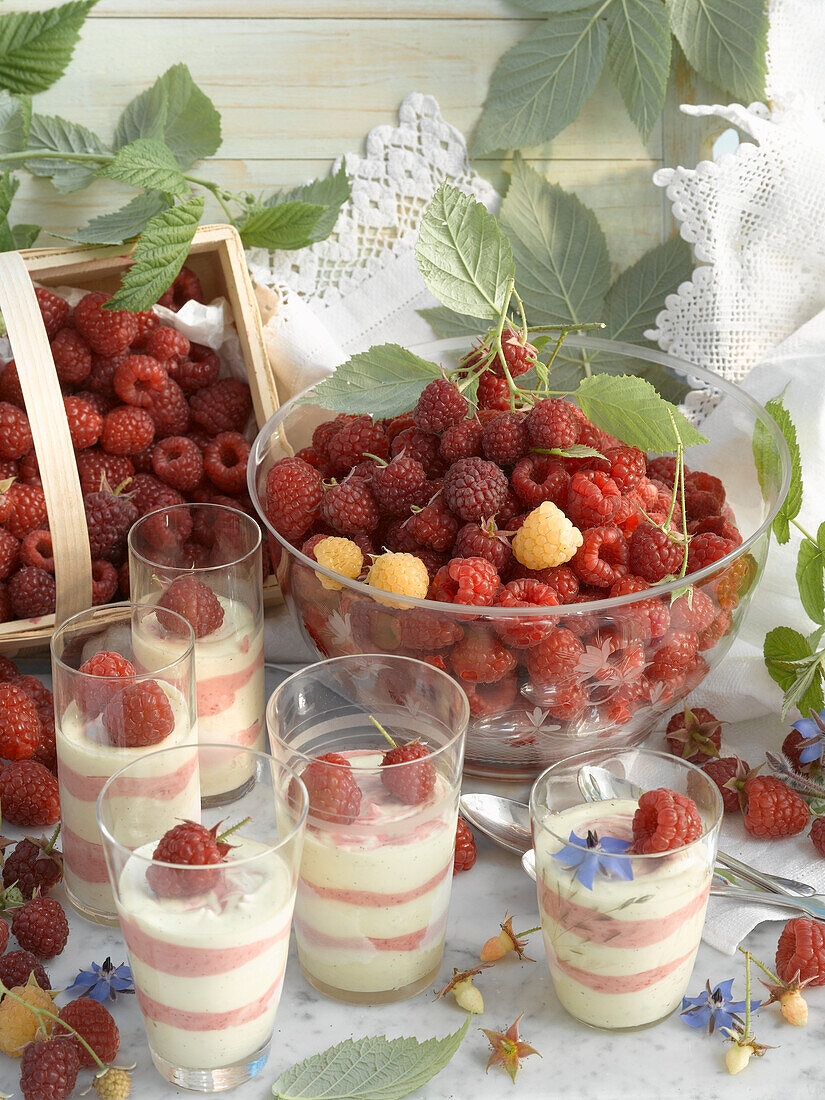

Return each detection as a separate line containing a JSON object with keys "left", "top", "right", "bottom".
{"left": 369, "top": 715, "right": 397, "bottom": 747}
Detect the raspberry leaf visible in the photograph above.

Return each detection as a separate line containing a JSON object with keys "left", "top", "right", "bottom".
{"left": 606, "top": 0, "right": 672, "bottom": 142}
{"left": 238, "top": 201, "right": 332, "bottom": 251}
{"left": 271, "top": 1016, "right": 470, "bottom": 1100}
{"left": 0, "top": 1, "right": 97, "bottom": 94}
{"left": 100, "top": 137, "right": 188, "bottom": 198}
{"left": 263, "top": 163, "right": 351, "bottom": 245}
{"left": 575, "top": 373, "right": 708, "bottom": 451}
{"left": 763, "top": 626, "right": 825, "bottom": 719}
{"left": 415, "top": 182, "right": 514, "bottom": 321}
{"left": 62, "top": 191, "right": 170, "bottom": 246}
{"left": 23, "top": 112, "right": 109, "bottom": 193}
{"left": 0, "top": 91, "right": 27, "bottom": 157}
{"left": 796, "top": 523, "right": 825, "bottom": 626}
{"left": 418, "top": 306, "right": 489, "bottom": 339}
{"left": 471, "top": 11, "right": 608, "bottom": 155}
{"left": 666, "top": 0, "right": 768, "bottom": 103}
{"left": 104, "top": 195, "right": 204, "bottom": 312}
{"left": 300, "top": 344, "right": 442, "bottom": 419}
{"left": 753, "top": 395, "right": 801, "bottom": 545}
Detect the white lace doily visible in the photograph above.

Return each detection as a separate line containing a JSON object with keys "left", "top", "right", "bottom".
{"left": 648, "top": 0, "right": 825, "bottom": 386}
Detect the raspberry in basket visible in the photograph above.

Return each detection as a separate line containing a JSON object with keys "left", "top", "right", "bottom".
{"left": 62, "top": 396, "right": 102, "bottom": 451}
{"left": 327, "top": 414, "right": 389, "bottom": 473}
{"left": 158, "top": 265, "right": 204, "bottom": 311}
{"left": 170, "top": 352, "right": 220, "bottom": 394}
{"left": 481, "top": 411, "right": 528, "bottom": 465}
{"left": 83, "top": 484, "right": 138, "bottom": 559}
{"left": 0, "top": 527, "right": 19, "bottom": 579}
{"left": 572, "top": 526, "right": 629, "bottom": 588}
{"left": 0, "top": 759, "right": 60, "bottom": 825}
{"left": 511, "top": 455, "right": 570, "bottom": 508}
{"left": 370, "top": 453, "right": 427, "bottom": 515}
{"left": 264, "top": 457, "right": 323, "bottom": 542}
{"left": 76, "top": 450, "right": 134, "bottom": 496}
{"left": 443, "top": 457, "right": 508, "bottom": 522}
{"left": 189, "top": 378, "right": 253, "bottom": 436}
{"left": 440, "top": 418, "right": 483, "bottom": 463}
{"left": 113, "top": 354, "right": 167, "bottom": 407}
{"left": 406, "top": 492, "right": 460, "bottom": 551}
{"left": 144, "top": 325, "right": 190, "bottom": 363}
{"left": 320, "top": 477, "right": 379, "bottom": 536}
{"left": 628, "top": 522, "right": 683, "bottom": 583}
{"left": 512, "top": 501, "right": 583, "bottom": 570}
{"left": 526, "top": 398, "right": 580, "bottom": 450}
{"left": 35, "top": 286, "right": 70, "bottom": 339}
{"left": 454, "top": 519, "right": 512, "bottom": 573}
{"left": 145, "top": 374, "right": 191, "bottom": 438}
{"left": 101, "top": 405, "right": 155, "bottom": 455}
{"left": 0, "top": 362, "right": 23, "bottom": 407}
{"left": 51, "top": 328, "right": 91, "bottom": 385}
{"left": 0, "top": 401, "right": 32, "bottom": 459}
{"left": 9, "top": 566, "right": 55, "bottom": 618}
{"left": 74, "top": 291, "right": 138, "bottom": 355}
{"left": 630, "top": 788, "right": 702, "bottom": 853}
{"left": 566, "top": 470, "right": 621, "bottom": 529}
{"left": 0, "top": 682, "right": 41, "bottom": 761}
{"left": 153, "top": 435, "right": 204, "bottom": 491}
{"left": 202, "top": 431, "right": 250, "bottom": 493}
{"left": 413, "top": 378, "right": 468, "bottom": 434}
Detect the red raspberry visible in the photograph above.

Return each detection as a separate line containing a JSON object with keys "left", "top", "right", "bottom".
{"left": 381, "top": 413, "right": 416, "bottom": 442}
{"left": 87, "top": 352, "right": 126, "bottom": 400}
{"left": 75, "top": 449, "right": 134, "bottom": 495}
{"left": 783, "top": 729, "right": 818, "bottom": 775}
{"left": 11, "top": 894, "right": 69, "bottom": 958}
{"left": 0, "top": 361, "right": 24, "bottom": 407}
{"left": 144, "top": 374, "right": 191, "bottom": 438}
{"left": 413, "top": 378, "right": 468, "bottom": 433}
{"left": 56, "top": 998, "right": 119, "bottom": 1066}
{"left": 320, "top": 477, "right": 379, "bottom": 535}
{"left": 447, "top": 556, "right": 499, "bottom": 606}
{"left": 9, "top": 566, "right": 55, "bottom": 618}
{"left": 113, "top": 354, "right": 167, "bottom": 407}
{"left": 390, "top": 426, "right": 443, "bottom": 476}
{"left": 61, "top": 396, "right": 102, "bottom": 451}
{"left": 327, "top": 415, "right": 389, "bottom": 474}
{"left": 481, "top": 412, "right": 527, "bottom": 466}
{"left": 202, "top": 431, "right": 250, "bottom": 493}
{"left": 381, "top": 740, "right": 436, "bottom": 804}
{"left": 428, "top": 565, "right": 459, "bottom": 603}
{"left": 406, "top": 493, "right": 460, "bottom": 551}
{"left": 541, "top": 679, "right": 590, "bottom": 721}
{"left": 50, "top": 328, "right": 91, "bottom": 385}
{"left": 649, "top": 630, "right": 699, "bottom": 681}
{"left": 665, "top": 705, "right": 721, "bottom": 764}
{"left": 647, "top": 455, "right": 678, "bottom": 484}
{"left": 170, "top": 352, "right": 221, "bottom": 394}
{"left": 6, "top": 483, "right": 46, "bottom": 540}
{"left": 76, "top": 650, "right": 135, "bottom": 721}
{"left": 0, "top": 760, "right": 59, "bottom": 825}
{"left": 494, "top": 578, "right": 559, "bottom": 647}
{"left": 83, "top": 485, "right": 138, "bottom": 559}
{"left": 0, "top": 527, "right": 19, "bottom": 579}
{"left": 453, "top": 816, "right": 477, "bottom": 873}
{"left": 603, "top": 445, "right": 645, "bottom": 493}
{"left": 689, "top": 515, "right": 742, "bottom": 545}
{"left": 158, "top": 265, "right": 203, "bottom": 310}
{"left": 776, "top": 918, "right": 825, "bottom": 986}
{"left": 264, "top": 457, "right": 323, "bottom": 542}
{"left": 311, "top": 415, "right": 350, "bottom": 462}
{"left": 670, "top": 588, "right": 715, "bottom": 633}
{"left": 101, "top": 405, "right": 154, "bottom": 455}
{"left": 144, "top": 325, "right": 190, "bottom": 363}
{"left": 34, "top": 287, "right": 70, "bottom": 339}
{"left": 152, "top": 435, "right": 203, "bottom": 491}
{"left": 370, "top": 453, "right": 427, "bottom": 515}
{"left": 102, "top": 680, "right": 175, "bottom": 747}
{"left": 0, "top": 682, "right": 40, "bottom": 760}
{"left": 631, "top": 788, "right": 702, "bottom": 853}
{"left": 687, "top": 532, "right": 734, "bottom": 574}
{"left": 567, "top": 469, "right": 621, "bottom": 529}
{"left": 526, "top": 398, "right": 580, "bottom": 450}
{"left": 742, "top": 775, "right": 809, "bottom": 837}
{"left": 397, "top": 607, "right": 463, "bottom": 650}
{"left": 451, "top": 627, "right": 517, "bottom": 683}
{"left": 74, "top": 291, "right": 138, "bottom": 355}
{"left": 511, "top": 455, "right": 569, "bottom": 509}
{"left": 132, "top": 307, "right": 159, "bottom": 347}
{"left": 16, "top": 676, "right": 56, "bottom": 771}
{"left": 811, "top": 817, "right": 825, "bottom": 857}
{"left": 443, "top": 457, "right": 507, "bottom": 522}
{"left": 159, "top": 575, "right": 224, "bottom": 638}
{"left": 628, "top": 522, "right": 683, "bottom": 582}
{"left": 0, "top": 950, "right": 50, "bottom": 991}
{"left": 147, "top": 820, "right": 229, "bottom": 898}
{"left": 189, "top": 378, "right": 252, "bottom": 436}
{"left": 495, "top": 327, "right": 538, "bottom": 377}
{"left": 715, "top": 555, "right": 755, "bottom": 612}
{"left": 2, "top": 832, "right": 62, "bottom": 898}
{"left": 701, "top": 755, "right": 750, "bottom": 813}
{"left": 130, "top": 476, "right": 185, "bottom": 524}
{"left": 454, "top": 519, "right": 511, "bottom": 573}
{"left": 526, "top": 627, "right": 584, "bottom": 684}
{"left": 476, "top": 371, "right": 510, "bottom": 411}
{"left": 572, "top": 526, "right": 628, "bottom": 588}
{"left": 20, "top": 1038, "right": 79, "bottom": 1100}
{"left": 302, "top": 752, "right": 362, "bottom": 824}
{"left": 440, "top": 418, "right": 483, "bottom": 462}
{"left": 514, "top": 563, "right": 579, "bottom": 603}
{"left": 0, "top": 401, "right": 32, "bottom": 459}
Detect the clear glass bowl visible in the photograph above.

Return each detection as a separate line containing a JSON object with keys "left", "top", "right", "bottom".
{"left": 248, "top": 336, "right": 790, "bottom": 780}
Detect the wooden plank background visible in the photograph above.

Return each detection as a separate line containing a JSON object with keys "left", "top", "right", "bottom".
{"left": 9, "top": 2, "right": 721, "bottom": 279}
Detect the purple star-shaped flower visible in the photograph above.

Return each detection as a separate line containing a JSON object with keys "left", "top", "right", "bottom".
{"left": 680, "top": 978, "right": 761, "bottom": 1036}
{"left": 64, "top": 957, "right": 134, "bottom": 1003}
{"left": 791, "top": 708, "right": 825, "bottom": 764}
{"left": 550, "top": 829, "right": 633, "bottom": 890}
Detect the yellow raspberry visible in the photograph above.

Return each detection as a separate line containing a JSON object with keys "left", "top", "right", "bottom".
{"left": 512, "top": 501, "right": 583, "bottom": 570}
{"left": 0, "top": 982, "right": 55, "bottom": 1056}
{"left": 94, "top": 1067, "right": 132, "bottom": 1100}
{"left": 366, "top": 551, "right": 429, "bottom": 608}
{"left": 314, "top": 536, "right": 363, "bottom": 590}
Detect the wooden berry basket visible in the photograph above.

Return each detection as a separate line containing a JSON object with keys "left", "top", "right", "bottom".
{"left": 0, "top": 224, "right": 281, "bottom": 657}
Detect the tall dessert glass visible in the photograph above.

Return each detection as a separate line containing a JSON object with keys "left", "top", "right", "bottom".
{"left": 97, "top": 744, "right": 307, "bottom": 1093}
{"left": 268, "top": 654, "right": 468, "bottom": 1004}
{"left": 51, "top": 603, "right": 197, "bottom": 925}
{"left": 128, "top": 503, "right": 265, "bottom": 805}
{"left": 530, "top": 747, "right": 723, "bottom": 1031}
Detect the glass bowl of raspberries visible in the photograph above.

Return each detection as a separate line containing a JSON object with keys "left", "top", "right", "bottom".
{"left": 249, "top": 334, "right": 790, "bottom": 779}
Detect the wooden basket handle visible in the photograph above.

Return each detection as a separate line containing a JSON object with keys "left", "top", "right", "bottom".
{"left": 0, "top": 252, "right": 92, "bottom": 625}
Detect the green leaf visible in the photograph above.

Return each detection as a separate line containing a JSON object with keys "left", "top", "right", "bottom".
{"left": 510, "top": 0, "right": 601, "bottom": 9}
{"left": 63, "top": 191, "right": 171, "bottom": 245}
{"left": 500, "top": 154, "right": 610, "bottom": 325}
{"left": 105, "top": 196, "right": 204, "bottom": 312}
{"left": 753, "top": 395, "right": 800, "bottom": 544}
{"left": 576, "top": 373, "right": 709, "bottom": 451}
{"left": 472, "top": 11, "right": 608, "bottom": 155}
{"left": 602, "top": 236, "right": 693, "bottom": 344}
{"left": 24, "top": 112, "right": 109, "bottom": 193}
{"left": 271, "top": 1016, "right": 470, "bottom": 1100}
{"left": 114, "top": 63, "right": 221, "bottom": 170}
{"left": 265, "top": 164, "right": 350, "bottom": 244}
{"left": 417, "top": 306, "right": 489, "bottom": 339}
{"left": 100, "top": 137, "right": 188, "bottom": 197}
{"left": 764, "top": 626, "right": 824, "bottom": 718}
{"left": 796, "top": 529, "right": 825, "bottom": 626}
{"left": 302, "top": 344, "right": 442, "bottom": 419}
{"left": 666, "top": 0, "right": 768, "bottom": 102}
{"left": 239, "top": 201, "right": 330, "bottom": 251}
{"left": 415, "top": 182, "right": 514, "bottom": 321}
{"left": 550, "top": 444, "right": 607, "bottom": 459}
{"left": 0, "top": 1, "right": 96, "bottom": 94}
{"left": 0, "top": 90, "right": 25, "bottom": 156}
{"left": 606, "top": 0, "right": 671, "bottom": 141}
{"left": 12, "top": 223, "right": 40, "bottom": 249}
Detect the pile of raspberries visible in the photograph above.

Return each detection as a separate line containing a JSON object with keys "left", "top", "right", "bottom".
{"left": 0, "top": 270, "right": 264, "bottom": 623}
{"left": 263, "top": 371, "right": 753, "bottom": 731}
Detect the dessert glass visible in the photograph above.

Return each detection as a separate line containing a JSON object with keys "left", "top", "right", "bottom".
{"left": 128, "top": 503, "right": 265, "bottom": 805}
{"left": 51, "top": 603, "right": 197, "bottom": 925}
{"left": 97, "top": 744, "right": 307, "bottom": 1093}
{"left": 268, "top": 654, "right": 469, "bottom": 1004}
{"left": 530, "top": 747, "right": 723, "bottom": 1031}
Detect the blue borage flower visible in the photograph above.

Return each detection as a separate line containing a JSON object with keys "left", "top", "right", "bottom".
{"left": 790, "top": 708, "right": 825, "bottom": 764}
{"left": 680, "top": 978, "right": 762, "bottom": 1036}
{"left": 550, "top": 829, "right": 633, "bottom": 890}
{"left": 65, "top": 957, "right": 134, "bottom": 1003}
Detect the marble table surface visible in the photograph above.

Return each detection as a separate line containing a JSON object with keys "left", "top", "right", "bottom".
{"left": 3, "top": 665, "right": 821, "bottom": 1100}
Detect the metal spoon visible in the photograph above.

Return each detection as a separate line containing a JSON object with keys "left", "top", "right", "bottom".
{"left": 460, "top": 790, "right": 816, "bottom": 898}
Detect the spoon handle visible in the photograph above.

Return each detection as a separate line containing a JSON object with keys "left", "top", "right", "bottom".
{"left": 711, "top": 886, "right": 825, "bottom": 921}
{"left": 716, "top": 849, "right": 816, "bottom": 897}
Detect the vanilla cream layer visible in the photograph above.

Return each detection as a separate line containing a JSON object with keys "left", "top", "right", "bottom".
{"left": 535, "top": 798, "right": 711, "bottom": 1029}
